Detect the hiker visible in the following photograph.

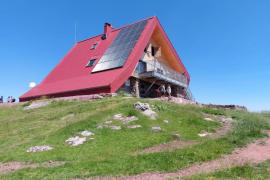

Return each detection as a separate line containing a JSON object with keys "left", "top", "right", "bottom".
{"left": 0, "top": 96, "right": 3, "bottom": 103}
{"left": 166, "top": 85, "right": 172, "bottom": 98}
{"left": 7, "top": 96, "right": 15, "bottom": 103}
{"left": 159, "top": 84, "right": 166, "bottom": 96}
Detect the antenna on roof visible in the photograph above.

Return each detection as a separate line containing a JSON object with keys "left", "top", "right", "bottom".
{"left": 74, "top": 22, "right": 77, "bottom": 44}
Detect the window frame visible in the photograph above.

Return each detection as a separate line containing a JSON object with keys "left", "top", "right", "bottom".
{"left": 86, "top": 59, "right": 96, "bottom": 67}
{"left": 90, "top": 43, "right": 98, "bottom": 50}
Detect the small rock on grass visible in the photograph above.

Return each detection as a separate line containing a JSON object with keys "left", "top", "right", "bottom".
{"left": 171, "top": 133, "right": 181, "bottom": 140}
{"left": 134, "top": 102, "right": 150, "bottom": 111}
{"left": 142, "top": 109, "right": 157, "bottom": 120}
{"left": 113, "top": 114, "right": 123, "bottom": 120}
{"left": 198, "top": 131, "right": 212, "bottom": 137}
{"left": 110, "top": 126, "right": 121, "bottom": 130}
{"left": 65, "top": 136, "right": 87, "bottom": 146}
{"left": 152, "top": 126, "right": 162, "bottom": 132}
{"left": 163, "top": 120, "right": 169, "bottom": 123}
{"left": 80, "top": 130, "right": 94, "bottom": 137}
{"left": 134, "top": 102, "right": 157, "bottom": 120}
{"left": 27, "top": 145, "right": 53, "bottom": 153}
{"left": 204, "top": 117, "right": 214, "bottom": 121}
{"left": 127, "top": 125, "right": 142, "bottom": 129}
{"left": 113, "top": 114, "right": 138, "bottom": 124}
{"left": 104, "top": 120, "right": 113, "bottom": 124}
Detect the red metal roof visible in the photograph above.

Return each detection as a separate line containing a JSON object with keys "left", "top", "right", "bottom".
{"left": 20, "top": 17, "right": 190, "bottom": 101}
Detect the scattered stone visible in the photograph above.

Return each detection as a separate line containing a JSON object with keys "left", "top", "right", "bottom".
{"left": 163, "top": 120, "right": 169, "bottom": 123}
{"left": 26, "top": 145, "right": 53, "bottom": 153}
{"left": 171, "top": 133, "right": 181, "bottom": 140}
{"left": 113, "top": 113, "right": 123, "bottom": 120}
{"left": 198, "top": 131, "right": 212, "bottom": 137}
{"left": 134, "top": 102, "right": 157, "bottom": 119}
{"left": 65, "top": 136, "right": 87, "bottom": 146}
{"left": 221, "top": 117, "right": 233, "bottom": 123}
{"left": 127, "top": 125, "right": 142, "bottom": 129}
{"left": 110, "top": 126, "right": 121, "bottom": 130}
{"left": 97, "top": 125, "right": 104, "bottom": 129}
{"left": 80, "top": 130, "right": 94, "bottom": 137}
{"left": 134, "top": 102, "right": 151, "bottom": 111}
{"left": 152, "top": 126, "right": 162, "bottom": 132}
{"left": 124, "top": 116, "right": 138, "bottom": 123}
{"left": 204, "top": 117, "right": 214, "bottom": 121}
{"left": 104, "top": 120, "right": 113, "bottom": 124}
{"left": 143, "top": 109, "right": 157, "bottom": 120}
{"left": 112, "top": 113, "right": 138, "bottom": 124}
{"left": 23, "top": 101, "right": 50, "bottom": 110}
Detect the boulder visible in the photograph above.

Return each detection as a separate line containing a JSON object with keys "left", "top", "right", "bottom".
{"left": 134, "top": 102, "right": 150, "bottom": 111}
{"left": 134, "top": 102, "right": 157, "bottom": 120}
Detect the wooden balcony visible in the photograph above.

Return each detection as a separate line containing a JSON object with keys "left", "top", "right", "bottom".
{"left": 137, "top": 60, "right": 188, "bottom": 88}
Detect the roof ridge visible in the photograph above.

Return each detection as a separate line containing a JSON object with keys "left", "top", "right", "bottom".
{"left": 77, "top": 16, "right": 156, "bottom": 44}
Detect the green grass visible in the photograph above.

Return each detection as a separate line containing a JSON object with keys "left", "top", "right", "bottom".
{"left": 0, "top": 97, "right": 269, "bottom": 179}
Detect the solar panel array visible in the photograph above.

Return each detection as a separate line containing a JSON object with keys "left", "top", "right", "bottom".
{"left": 92, "top": 20, "right": 147, "bottom": 72}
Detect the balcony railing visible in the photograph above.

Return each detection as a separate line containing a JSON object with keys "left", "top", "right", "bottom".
{"left": 138, "top": 59, "right": 188, "bottom": 88}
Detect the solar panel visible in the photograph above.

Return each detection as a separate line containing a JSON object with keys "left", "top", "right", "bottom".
{"left": 92, "top": 20, "right": 147, "bottom": 72}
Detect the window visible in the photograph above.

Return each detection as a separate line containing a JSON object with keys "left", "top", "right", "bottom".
{"left": 90, "top": 43, "right": 98, "bottom": 50}
{"left": 86, "top": 59, "right": 96, "bottom": 67}
{"left": 151, "top": 46, "right": 161, "bottom": 57}
{"left": 151, "top": 46, "right": 156, "bottom": 56}
{"left": 135, "top": 60, "right": 146, "bottom": 74}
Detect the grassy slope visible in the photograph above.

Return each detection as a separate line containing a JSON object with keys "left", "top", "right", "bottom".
{"left": 0, "top": 97, "right": 269, "bottom": 179}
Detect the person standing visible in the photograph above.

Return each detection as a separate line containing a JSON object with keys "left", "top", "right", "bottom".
{"left": 166, "top": 85, "right": 172, "bottom": 98}
{"left": 159, "top": 84, "right": 166, "bottom": 97}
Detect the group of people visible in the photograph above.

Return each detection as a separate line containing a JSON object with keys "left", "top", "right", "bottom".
{"left": 0, "top": 96, "right": 16, "bottom": 103}
{"left": 158, "top": 84, "right": 172, "bottom": 97}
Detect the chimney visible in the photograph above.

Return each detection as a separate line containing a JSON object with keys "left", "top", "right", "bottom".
{"left": 102, "top": 23, "right": 112, "bottom": 40}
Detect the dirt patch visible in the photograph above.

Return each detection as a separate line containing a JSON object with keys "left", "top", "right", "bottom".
{"left": 138, "top": 140, "right": 198, "bottom": 154}
{"left": 203, "top": 114, "right": 233, "bottom": 139}
{"left": 94, "top": 131, "right": 270, "bottom": 180}
{"left": 0, "top": 161, "right": 65, "bottom": 175}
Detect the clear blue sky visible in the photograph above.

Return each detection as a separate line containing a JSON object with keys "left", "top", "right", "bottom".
{"left": 0, "top": 0, "right": 269, "bottom": 111}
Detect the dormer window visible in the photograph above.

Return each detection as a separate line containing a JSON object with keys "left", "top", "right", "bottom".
{"left": 90, "top": 43, "right": 98, "bottom": 50}
{"left": 86, "top": 59, "right": 96, "bottom": 67}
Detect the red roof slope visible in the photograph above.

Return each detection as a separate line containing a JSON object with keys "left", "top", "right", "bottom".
{"left": 20, "top": 17, "right": 190, "bottom": 101}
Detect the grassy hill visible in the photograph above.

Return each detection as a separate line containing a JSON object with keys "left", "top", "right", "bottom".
{"left": 0, "top": 96, "right": 269, "bottom": 179}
